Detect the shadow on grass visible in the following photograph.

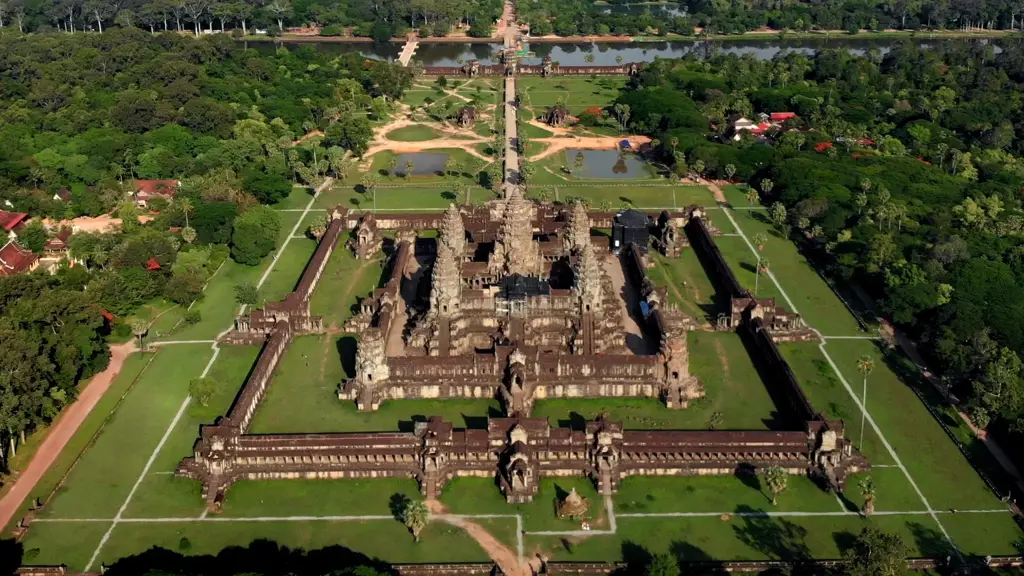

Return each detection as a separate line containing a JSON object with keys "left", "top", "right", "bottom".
{"left": 105, "top": 539, "right": 388, "bottom": 576}
{"left": 731, "top": 504, "right": 811, "bottom": 561}
{"left": 1, "top": 539, "right": 23, "bottom": 574}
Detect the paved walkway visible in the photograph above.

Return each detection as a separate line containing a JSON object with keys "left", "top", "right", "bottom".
{"left": 397, "top": 36, "right": 419, "bottom": 66}
{"left": 0, "top": 341, "right": 138, "bottom": 531}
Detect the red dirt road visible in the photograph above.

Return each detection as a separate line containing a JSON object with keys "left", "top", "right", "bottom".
{"left": 0, "top": 341, "right": 137, "bottom": 530}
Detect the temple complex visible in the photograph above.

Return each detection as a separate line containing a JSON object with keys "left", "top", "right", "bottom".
{"left": 176, "top": 192, "right": 867, "bottom": 509}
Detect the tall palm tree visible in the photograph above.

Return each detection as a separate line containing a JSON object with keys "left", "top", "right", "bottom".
{"left": 401, "top": 499, "right": 430, "bottom": 542}
{"left": 745, "top": 188, "right": 759, "bottom": 206}
{"left": 859, "top": 476, "right": 875, "bottom": 516}
{"left": 857, "top": 355, "right": 875, "bottom": 448}
{"left": 752, "top": 233, "right": 768, "bottom": 295}
{"left": 179, "top": 198, "right": 193, "bottom": 229}
{"left": 131, "top": 319, "right": 149, "bottom": 352}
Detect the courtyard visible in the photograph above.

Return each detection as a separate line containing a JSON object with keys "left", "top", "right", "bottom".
{"left": 6, "top": 180, "right": 1022, "bottom": 572}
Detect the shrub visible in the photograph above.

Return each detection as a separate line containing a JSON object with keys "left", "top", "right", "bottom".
{"left": 184, "top": 309, "right": 202, "bottom": 324}
{"left": 320, "top": 24, "right": 345, "bottom": 36}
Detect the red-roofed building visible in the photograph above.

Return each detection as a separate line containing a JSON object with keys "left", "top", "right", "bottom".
{"left": 0, "top": 210, "right": 29, "bottom": 240}
{"left": 133, "top": 180, "right": 180, "bottom": 208}
{"left": 0, "top": 241, "right": 39, "bottom": 276}
{"left": 770, "top": 112, "right": 797, "bottom": 122}
{"left": 43, "top": 228, "right": 73, "bottom": 254}
{"left": 814, "top": 142, "right": 834, "bottom": 153}
{"left": 146, "top": 257, "right": 162, "bottom": 271}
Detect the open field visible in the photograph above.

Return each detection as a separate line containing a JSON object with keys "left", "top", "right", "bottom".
{"left": 518, "top": 76, "right": 626, "bottom": 116}
{"left": 528, "top": 184, "right": 715, "bottom": 208}
{"left": 648, "top": 251, "right": 717, "bottom": 321}
{"left": 315, "top": 184, "right": 494, "bottom": 212}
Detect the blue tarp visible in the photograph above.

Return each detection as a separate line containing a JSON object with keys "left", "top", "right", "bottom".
{"left": 619, "top": 140, "right": 631, "bottom": 150}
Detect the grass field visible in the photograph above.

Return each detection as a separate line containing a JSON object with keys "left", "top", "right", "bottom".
{"left": 385, "top": 125, "right": 441, "bottom": 142}
{"left": 519, "top": 76, "right": 626, "bottom": 116}
{"left": 648, "top": 251, "right": 717, "bottom": 321}
{"left": 528, "top": 184, "right": 715, "bottom": 208}
{"left": 315, "top": 184, "right": 493, "bottom": 212}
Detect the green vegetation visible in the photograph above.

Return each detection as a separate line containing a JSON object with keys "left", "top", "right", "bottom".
{"left": 385, "top": 125, "right": 442, "bottom": 142}
{"left": 527, "top": 184, "right": 714, "bottom": 208}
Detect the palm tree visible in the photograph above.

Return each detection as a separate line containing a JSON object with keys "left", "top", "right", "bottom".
{"left": 131, "top": 319, "right": 149, "bottom": 352}
{"left": 745, "top": 188, "right": 759, "bottom": 206}
{"left": 178, "top": 198, "right": 193, "bottom": 229}
{"left": 388, "top": 155, "right": 399, "bottom": 179}
{"left": 724, "top": 163, "right": 736, "bottom": 181}
{"left": 760, "top": 178, "right": 774, "bottom": 195}
{"left": 573, "top": 151, "right": 585, "bottom": 177}
{"left": 752, "top": 233, "right": 768, "bottom": 295}
{"left": 857, "top": 355, "right": 875, "bottom": 448}
{"left": 859, "top": 476, "right": 875, "bottom": 516}
{"left": 181, "top": 227, "right": 197, "bottom": 244}
{"left": 444, "top": 155, "right": 457, "bottom": 178}
{"left": 404, "top": 160, "right": 415, "bottom": 180}
{"left": 764, "top": 465, "right": 788, "bottom": 505}
{"left": 401, "top": 499, "right": 430, "bottom": 542}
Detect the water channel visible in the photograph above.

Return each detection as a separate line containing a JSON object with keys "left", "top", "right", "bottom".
{"left": 248, "top": 37, "right": 1000, "bottom": 66}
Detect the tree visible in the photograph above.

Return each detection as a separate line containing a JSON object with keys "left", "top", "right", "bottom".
{"left": 17, "top": 222, "right": 48, "bottom": 253}
{"left": 244, "top": 170, "right": 292, "bottom": 205}
{"left": 859, "top": 476, "right": 875, "bottom": 516}
{"left": 843, "top": 527, "right": 906, "bottom": 576}
{"left": 760, "top": 178, "right": 773, "bottom": 195}
{"left": 325, "top": 115, "right": 373, "bottom": 157}
{"left": 179, "top": 197, "right": 193, "bottom": 229}
{"left": 264, "top": 0, "right": 291, "bottom": 30}
{"left": 752, "top": 233, "right": 768, "bottom": 295}
{"left": 644, "top": 553, "right": 679, "bottom": 576}
{"left": 181, "top": 226, "right": 197, "bottom": 245}
{"left": 400, "top": 499, "right": 430, "bottom": 542}
{"left": 724, "top": 163, "right": 736, "bottom": 180}
{"left": 745, "top": 188, "right": 758, "bottom": 206}
{"left": 131, "top": 318, "right": 149, "bottom": 351}
{"left": 770, "top": 202, "right": 787, "bottom": 229}
{"left": 573, "top": 151, "right": 585, "bottom": 177}
{"left": 856, "top": 355, "right": 874, "bottom": 448}
{"left": 234, "top": 281, "right": 260, "bottom": 306}
{"left": 307, "top": 214, "right": 329, "bottom": 240}
{"left": 231, "top": 206, "right": 282, "bottom": 265}
{"left": 692, "top": 159, "right": 705, "bottom": 177}
{"left": 188, "top": 377, "right": 217, "bottom": 406}
{"left": 763, "top": 465, "right": 787, "bottom": 505}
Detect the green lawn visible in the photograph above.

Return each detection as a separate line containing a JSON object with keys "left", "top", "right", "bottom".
{"left": 648, "top": 251, "right": 717, "bottom": 321}
{"left": 249, "top": 334, "right": 501, "bottom": 433}
{"left": 2, "top": 353, "right": 154, "bottom": 534}
{"left": 526, "top": 514, "right": 954, "bottom": 562}
{"left": 385, "top": 124, "right": 441, "bottom": 142}
{"left": 441, "top": 476, "right": 608, "bottom": 532}
{"left": 724, "top": 208, "right": 865, "bottom": 336}
{"left": 520, "top": 122, "right": 553, "bottom": 138}
{"left": 527, "top": 184, "right": 714, "bottom": 208}
{"left": 93, "top": 518, "right": 519, "bottom": 570}
{"left": 316, "top": 185, "right": 490, "bottom": 212}
{"left": 519, "top": 76, "right": 625, "bottom": 116}
{"left": 258, "top": 238, "right": 317, "bottom": 303}
{"left": 614, "top": 474, "right": 844, "bottom": 514}
{"left": 38, "top": 345, "right": 213, "bottom": 520}
{"left": 272, "top": 186, "right": 316, "bottom": 210}
{"left": 309, "top": 247, "right": 383, "bottom": 330}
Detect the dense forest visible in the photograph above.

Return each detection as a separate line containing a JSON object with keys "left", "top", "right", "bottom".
{"left": 0, "top": 0, "right": 1022, "bottom": 38}
{"left": 615, "top": 40, "right": 1024, "bottom": 459}
{"left": 0, "top": 30, "right": 412, "bottom": 470}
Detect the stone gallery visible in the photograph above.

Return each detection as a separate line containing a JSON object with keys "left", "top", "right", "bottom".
{"left": 176, "top": 193, "right": 867, "bottom": 508}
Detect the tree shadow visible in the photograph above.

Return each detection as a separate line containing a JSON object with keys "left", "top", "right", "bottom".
{"left": 389, "top": 493, "right": 410, "bottom": 521}
{"left": 832, "top": 529, "right": 858, "bottom": 555}
{"left": 731, "top": 504, "right": 811, "bottom": 561}
{"left": 907, "top": 520, "right": 958, "bottom": 560}
{"left": 619, "top": 540, "right": 653, "bottom": 576}
{"left": 441, "top": 191, "right": 457, "bottom": 201}
{"left": 735, "top": 464, "right": 768, "bottom": 503}
{"left": 105, "top": 539, "right": 387, "bottom": 576}
{"left": 556, "top": 411, "right": 589, "bottom": 430}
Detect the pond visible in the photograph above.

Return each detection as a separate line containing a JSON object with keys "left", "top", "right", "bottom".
{"left": 253, "top": 37, "right": 1000, "bottom": 66}
{"left": 392, "top": 152, "right": 449, "bottom": 176}
{"left": 563, "top": 149, "right": 658, "bottom": 179}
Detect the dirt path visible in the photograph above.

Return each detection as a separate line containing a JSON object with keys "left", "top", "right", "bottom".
{"left": 41, "top": 214, "right": 154, "bottom": 234}
{"left": 705, "top": 180, "right": 729, "bottom": 204}
{"left": 712, "top": 337, "right": 731, "bottom": 379}
{"left": 426, "top": 500, "right": 527, "bottom": 576}
{"left": 0, "top": 341, "right": 138, "bottom": 530}
{"left": 529, "top": 135, "right": 651, "bottom": 161}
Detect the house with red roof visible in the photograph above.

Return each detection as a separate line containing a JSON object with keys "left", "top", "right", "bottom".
{"left": 729, "top": 116, "right": 774, "bottom": 141}
{"left": 0, "top": 241, "right": 39, "bottom": 277}
{"left": 133, "top": 180, "right": 180, "bottom": 208}
{"left": 43, "top": 228, "right": 73, "bottom": 254}
{"left": 770, "top": 112, "right": 797, "bottom": 123}
{"left": 0, "top": 210, "right": 29, "bottom": 241}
